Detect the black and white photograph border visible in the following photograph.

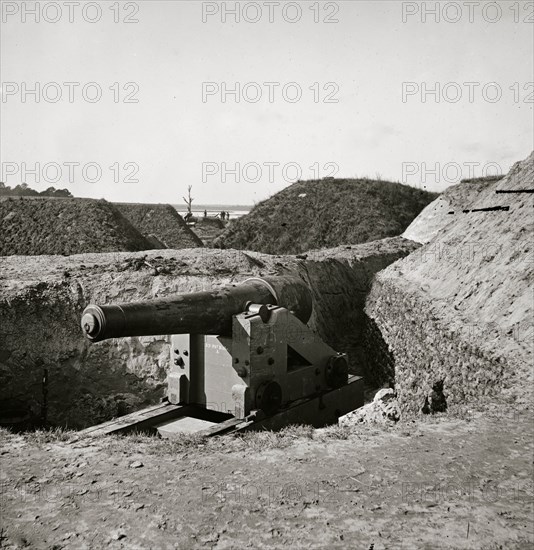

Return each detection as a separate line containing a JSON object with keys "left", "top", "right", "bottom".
{"left": 0, "top": 1, "right": 533, "bottom": 549}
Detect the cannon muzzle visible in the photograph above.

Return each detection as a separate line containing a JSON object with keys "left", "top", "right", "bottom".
{"left": 81, "top": 275, "right": 312, "bottom": 342}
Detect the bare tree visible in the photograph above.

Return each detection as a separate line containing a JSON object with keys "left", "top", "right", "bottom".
{"left": 183, "top": 185, "right": 194, "bottom": 214}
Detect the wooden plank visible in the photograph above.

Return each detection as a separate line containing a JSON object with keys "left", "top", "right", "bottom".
{"left": 79, "top": 376, "right": 364, "bottom": 439}
{"left": 79, "top": 403, "right": 192, "bottom": 437}
{"left": 196, "top": 417, "right": 245, "bottom": 437}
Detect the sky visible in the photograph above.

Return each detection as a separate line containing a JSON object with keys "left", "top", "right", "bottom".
{"left": 0, "top": 0, "right": 532, "bottom": 204}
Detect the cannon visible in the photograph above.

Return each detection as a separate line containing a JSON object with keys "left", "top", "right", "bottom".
{"left": 80, "top": 275, "right": 363, "bottom": 437}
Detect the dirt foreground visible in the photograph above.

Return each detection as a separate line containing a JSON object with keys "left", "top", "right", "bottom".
{"left": 1, "top": 404, "right": 532, "bottom": 549}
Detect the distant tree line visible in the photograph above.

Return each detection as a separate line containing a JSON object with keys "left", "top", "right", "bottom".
{"left": 0, "top": 182, "right": 73, "bottom": 197}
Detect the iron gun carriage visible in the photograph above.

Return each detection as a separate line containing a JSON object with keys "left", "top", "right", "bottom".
{"left": 80, "top": 275, "right": 363, "bottom": 437}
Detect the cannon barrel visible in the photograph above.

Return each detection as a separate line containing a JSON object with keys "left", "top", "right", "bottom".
{"left": 81, "top": 275, "right": 312, "bottom": 342}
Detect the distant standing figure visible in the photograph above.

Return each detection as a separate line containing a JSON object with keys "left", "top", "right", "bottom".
{"left": 220, "top": 211, "right": 226, "bottom": 220}
{"left": 226, "top": 211, "right": 230, "bottom": 220}
{"left": 203, "top": 209, "right": 207, "bottom": 218}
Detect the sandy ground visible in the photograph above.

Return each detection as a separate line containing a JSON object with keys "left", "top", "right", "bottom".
{"left": 1, "top": 404, "right": 532, "bottom": 550}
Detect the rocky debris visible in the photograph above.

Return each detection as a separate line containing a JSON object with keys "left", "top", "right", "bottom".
{"left": 339, "top": 388, "right": 400, "bottom": 425}
{"left": 367, "top": 151, "right": 534, "bottom": 414}
{"left": 115, "top": 255, "right": 187, "bottom": 276}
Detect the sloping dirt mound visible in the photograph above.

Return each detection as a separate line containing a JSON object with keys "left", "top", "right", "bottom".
{"left": 0, "top": 197, "right": 153, "bottom": 256}
{"left": 0, "top": 238, "right": 417, "bottom": 428}
{"left": 189, "top": 217, "right": 226, "bottom": 245}
{"left": 403, "top": 175, "right": 501, "bottom": 244}
{"left": 114, "top": 203, "right": 203, "bottom": 249}
{"left": 367, "top": 152, "right": 533, "bottom": 414}
{"left": 214, "top": 179, "right": 438, "bottom": 254}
